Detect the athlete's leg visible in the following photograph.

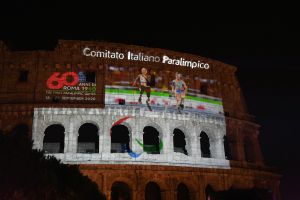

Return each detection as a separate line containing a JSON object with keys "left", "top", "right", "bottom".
{"left": 175, "top": 93, "right": 181, "bottom": 108}
{"left": 139, "top": 86, "right": 145, "bottom": 103}
{"left": 146, "top": 87, "right": 151, "bottom": 103}
{"left": 180, "top": 93, "right": 185, "bottom": 109}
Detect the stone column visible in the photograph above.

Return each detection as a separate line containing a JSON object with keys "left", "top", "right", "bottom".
{"left": 198, "top": 175, "right": 206, "bottom": 200}
{"left": 190, "top": 192, "right": 200, "bottom": 200}
{"left": 132, "top": 118, "right": 143, "bottom": 153}
{"left": 102, "top": 116, "right": 112, "bottom": 154}
{"left": 161, "top": 190, "right": 172, "bottom": 200}
{"left": 210, "top": 136, "right": 226, "bottom": 159}
{"left": 190, "top": 125, "right": 201, "bottom": 156}
{"left": 169, "top": 190, "right": 176, "bottom": 200}
{"left": 98, "top": 124, "right": 104, "bottom": 154}
{"left": 32, "top": 111, "right": 44, "bottom": 150}
{"left": 106, "top": 190, "right": 111, "bottom": 200}
{"left": 161, "top": 122, "right": 170, "bottom": 154}
{"left": 66, "top": 116, "right": 77, "bottom": 153}
{"left": 210, "top": 127, "right": 226, "bottom": 159}
{"left": 166, "top": 124, "right": 174, "bottom": 154}
{"left": 34, "top": 127, "right": 44, "bottom": 151}
{"left": 132, "top": 190, "right": 138, "bottom": 200}
{"left": 64, "top": 121, "right": 70, "bottom": 153}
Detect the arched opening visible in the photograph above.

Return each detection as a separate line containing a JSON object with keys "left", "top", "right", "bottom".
{"left": 111, "top": 181, "right": 131, "bottom": 200}
{"left": 10, "top": 124, "right": 29, "bottom": 138}
{"left": 223, "top": 135, "right": 231, "bottom": 160}
{"left": 177, "top": 183, "right": 190, "bottom": 200}
{"left": 143, "top": 126, "right": 160, "bottom": 154}
{"left": 145, "top": 182, "right": 161, "bottom": 200}
{"left": 111, "top": 125, "right": 130, "bottom": 153}
{"left": 205, "top": 185, "right": 215, "bottom": 200}
{"left": 77, "top": 123, "right": 99, "bottom": 153}
{"left": 173, "top": 128, "right": 188, "bottom": 155}
{"left": 43, "top": 124, "right": 65, "bottom": 153}
{"left": 244, "top": 137, "right": 255, "bottom": 162}
{"left": 200, "top": 131, "right": 211, "bottom": 158}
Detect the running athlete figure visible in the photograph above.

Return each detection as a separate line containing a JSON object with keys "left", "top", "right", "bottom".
{"left": 132, "top": 68, "right": 152, "bottom": 110}
{"left": 171, "top": 73, "right": 187, "bottom": 113}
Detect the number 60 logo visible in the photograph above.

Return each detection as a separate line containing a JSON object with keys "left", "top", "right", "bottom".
{"left": 47, "top": 72, "right": 79, "bottom": 89}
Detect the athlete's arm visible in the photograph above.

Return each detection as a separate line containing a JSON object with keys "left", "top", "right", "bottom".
{"left": 183, "top": 81, "right": 188, "bottom": 95}
{"left": 171, "top": 80, "right": 175, "bottom": 95}
{"left": 132, "top": 75, "right": 140, "bottom": 86}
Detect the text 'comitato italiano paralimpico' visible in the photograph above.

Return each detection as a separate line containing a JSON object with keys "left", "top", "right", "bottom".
{"left": 82, "top": 47, "right": 209, "bottom": 69}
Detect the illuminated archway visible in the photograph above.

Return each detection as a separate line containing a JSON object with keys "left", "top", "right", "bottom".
{"left": 173, "top": 128, "right": 188, "bottom": 155}
{"left": 77, "top": 123, "right": 99, "bottom": 153}
{"left": 200, "top": 131, "right": 211, "bottom": 158}
{"left": 223, "top": 135, "right": 231, "bottom": 160}
{"left": 111, "top": 125, "right": 130, "bottom": 153}
{"left": 43, "top": 124, "right": 65, "bottom": 153}
{"left": 143, "top": 126, "right": 160, "bottom": 154}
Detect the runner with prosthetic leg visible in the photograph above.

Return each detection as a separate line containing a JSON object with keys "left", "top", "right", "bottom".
{"left": 133, "top": 68, "right": 152, "bottom": 111}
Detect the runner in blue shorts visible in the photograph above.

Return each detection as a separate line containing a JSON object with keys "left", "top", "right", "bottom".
{"left": 171, "top": 73, "right": 187, "bottom": 112}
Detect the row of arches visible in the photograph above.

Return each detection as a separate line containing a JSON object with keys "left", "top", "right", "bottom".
{"left": 110, "top": 182, "right": 253, "bottom": 200}
{"left": 0, "top": 119, "right": 245, "bottom": 162}
{"left": 42, "top": 123, "right": 212, "bottom": 156}
{"left": 43, "top": 123, "right": 99, "bottom": 153}
{"left": 111, "top": 181, "right": 190, "bottom": 200}
{"left": 42, "top": 123, "right": 256, "bottom": 161}
{"left": 3, "top": 123, "right": 256, "bottom": 162}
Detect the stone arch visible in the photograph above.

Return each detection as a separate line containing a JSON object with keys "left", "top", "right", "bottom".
{"left": 141, "top": 121, "right": 163, "bottom": 154}
{"left": 109, "top": 176, "right": 136, "bottom": 191}
{"left": 197, "top": 125, "right": 215, "bottom": 139}
{"left": 143, "top": 126, "right": 161, "bottom": 154}
{"left": 145, "top": 181, "right": 161, "bottom": 200}
{"left": 110, "top": 181, "right": 132, "bottom": 200}
{"left": 111, "top": 124, "right": 131, "bottom": 153}
{"left": 200, "top": 131, "right": 211, "bottom": 158}
{"left": 176, "top": 182, "right": 190, "bottom": 200}
{"left": 141, "top": 175, "right": 169, "bottom": 193}
{"left": 75, "top": 120, "right": 101, "bottom": 137}
{"left": 205, "top": 184, "right": 216, "bottom": 200}
{"left": 171, "top": 124, "right": 192, "bottom": 155}
{"left": 172, "top": 178, "right": 198, "bottom": 194}
{"left": 173, "top": 128, "right": 188, "bottom": 155}
{"left": 42, "top": 121, "right": 67, "bottom": 133}
{"left": 77, "top": 122, "right": 99, "bottom": 153}
{"left": 141, "top": 121, "right": 163, "bottom": 138}
{"left": 43, "top": 124, "right": 65, "bottom": 153}
{"left": 119, "top": 121, "right": 133, "bottom": 136}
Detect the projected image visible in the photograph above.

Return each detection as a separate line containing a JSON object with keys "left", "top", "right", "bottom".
{"left": 105, "top": 65, "right": 224, "bottom": 115}
{"left": 45, "top": 71, "right": 96, "bottom": 102}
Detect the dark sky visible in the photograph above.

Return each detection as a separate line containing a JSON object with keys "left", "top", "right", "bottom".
{"left": 1, "top": 1, "right": 299, "bottom": 199}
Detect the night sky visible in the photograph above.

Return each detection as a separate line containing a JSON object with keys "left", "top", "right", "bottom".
{"left": 1, "top": 2, "right": 299, "bottom": 199}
